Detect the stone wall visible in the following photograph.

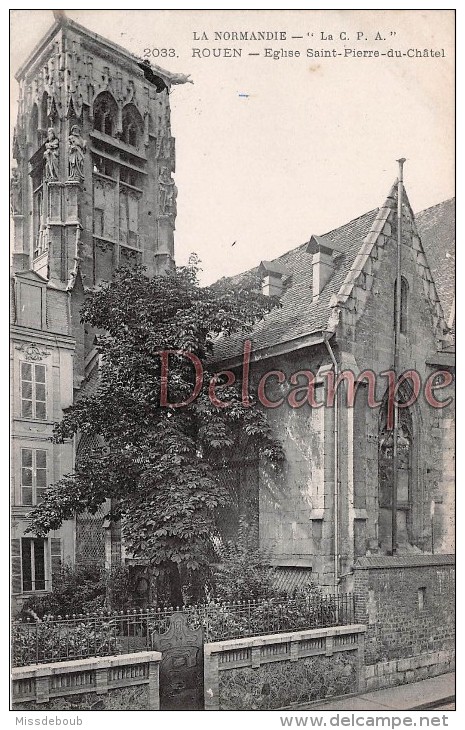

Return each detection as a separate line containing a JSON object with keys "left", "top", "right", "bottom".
{"left": 204, "top": 624, "right": 366, "bottom": 711}
{"left": 11, "top": 651, "right": 162, "bottom": 711}
{"left": 353, "top": 555, "right": 455, "bottom": 690}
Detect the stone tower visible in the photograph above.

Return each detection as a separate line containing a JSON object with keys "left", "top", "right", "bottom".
{"left": 12, "top": 13, "right": 188, "bottom": 289}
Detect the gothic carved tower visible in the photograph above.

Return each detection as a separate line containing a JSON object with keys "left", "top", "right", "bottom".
{"left": 12, "top": 14, "right": 188, "bottom": 287}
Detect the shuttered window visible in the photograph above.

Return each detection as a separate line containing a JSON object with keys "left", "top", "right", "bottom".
{"left": 11, "top": 538, "right": 61, "bottom": 594}
{"left": 21, "top": 538, "right": 46, "bottom": 592}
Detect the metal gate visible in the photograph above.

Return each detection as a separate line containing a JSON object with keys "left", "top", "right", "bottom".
{"left": 151, "top": 611, "right": 204, "bottom": 710}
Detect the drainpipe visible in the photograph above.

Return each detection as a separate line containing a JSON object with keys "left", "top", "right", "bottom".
{"left": 392, "top": 158, "right": 406, "bottom": 556}
{"left": 324, "top": 334, "right": 340, "bottom": 593}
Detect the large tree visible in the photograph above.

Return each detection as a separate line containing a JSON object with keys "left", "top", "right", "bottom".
{"left": 27, "top": 259, "right": 283, "bottom": 605}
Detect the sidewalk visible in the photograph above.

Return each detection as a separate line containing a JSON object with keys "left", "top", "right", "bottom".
{"left": 296, "top": 672, "right": 455, "bottom": 712}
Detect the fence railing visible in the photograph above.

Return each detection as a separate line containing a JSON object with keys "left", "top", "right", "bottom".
{"left": 12, "top": 593, "right": 355, "bottom": 667}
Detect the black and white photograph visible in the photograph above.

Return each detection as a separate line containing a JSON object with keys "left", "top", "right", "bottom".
{"left": 9, "top": 8, "right": 455, "bottom": 721}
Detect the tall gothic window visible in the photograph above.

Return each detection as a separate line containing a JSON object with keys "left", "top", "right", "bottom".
{"left": 93, "top": 92, "right": 117, "bottom": 137}
{"left": 378, "top": 390, "right": 414, "bottom": 551}
{"left": 40, "top": 92, "right": 48, "bottom": 130}
{"left": 122, "top": 104, "right": 143, "bottom": 147}
{"left": 394, "top": 276, "right": 409, "bottom": 334}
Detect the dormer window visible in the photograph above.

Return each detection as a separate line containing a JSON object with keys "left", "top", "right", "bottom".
{"left": 15, "top": 274, "right": 47, "bottom": 330}
{"left": 259, "top": 260, "right": 288, "bottom": 297}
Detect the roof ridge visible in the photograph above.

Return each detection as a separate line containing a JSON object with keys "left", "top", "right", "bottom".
{"left": 320, "top": 207, "right": 379, "bottom": 238}
{"left": 416, "top": 197, "right": 456, "bottom": 217}
{"left": 246, "top": 207, "right": 381, "bottom": 272}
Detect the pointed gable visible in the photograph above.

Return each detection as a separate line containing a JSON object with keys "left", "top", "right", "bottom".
{"left": 212, "top": 184, "right": 453, "bottom": 364}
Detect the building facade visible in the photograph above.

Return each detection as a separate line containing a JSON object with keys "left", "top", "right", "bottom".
{"left": 11, "top": 13, "right": 187, "bottom": 607}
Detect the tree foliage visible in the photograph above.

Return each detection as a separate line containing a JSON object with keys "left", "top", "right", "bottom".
{"left": 27, "top": 259, "right": 283, "bottom": 602}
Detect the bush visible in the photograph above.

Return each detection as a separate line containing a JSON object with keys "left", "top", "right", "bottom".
{"left": 212, "top": 540, "right": 278, "bottom": 602}
{"left": 19, "top": 564, "right": 134, "bottom": 619}
{"left": 203, "top": 592, "right": 336, "bottom": 642}
{"left": 12, "top": 617, "right": 119, "bottom": 667}
{"left": 211, "top": 521, "right": 321, "bottom": 603}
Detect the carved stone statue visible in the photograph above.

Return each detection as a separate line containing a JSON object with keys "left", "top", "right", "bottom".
{"left": 10, "top": 167, "right": 22, "bottom": 214}
{"left": 68, "top": 125, "right": 87, "bottom": 181}
{"left": 158, "top": 166, "right": 177, "bottom": 217}
{"left": 44, "top": 127, "right": 59, "bottom": 181}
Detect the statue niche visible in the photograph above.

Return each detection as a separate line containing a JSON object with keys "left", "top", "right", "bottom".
{"left": 158, "top": 166, "right": 177, "bottom": 218}
{"left": 43, "top": 128, "right": 59, "bottom": 182}
{"left": 68, "top": 125, "right": 87, "bottom": 182}
{"left": 10, "top": 168, "right": 22, "bottom": 215}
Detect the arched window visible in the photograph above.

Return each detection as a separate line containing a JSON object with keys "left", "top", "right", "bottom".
{"left": 122, "top": 104, "right": 143, "bottom": 147}
{"left": 378, "top": 388, "right": 414, "bottom": 552}
{"left": 394, "top": 276, "right": 409, "bottom": 334}
{"left": 93, "top": 92, "right": 117, "bottom": 137}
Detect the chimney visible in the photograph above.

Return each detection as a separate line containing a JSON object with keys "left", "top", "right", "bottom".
{"left": 259, "top": 260, "right": 288, "bottom": 297}
{"left": 306, "top": 235, "right": 341, "bottom": 301}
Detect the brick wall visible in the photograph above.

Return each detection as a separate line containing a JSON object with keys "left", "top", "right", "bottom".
{"left": 354, "top": 555, "right": 454, "bottom": 690}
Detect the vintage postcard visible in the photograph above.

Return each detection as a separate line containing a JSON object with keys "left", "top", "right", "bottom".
{"left": 10, "top": 8, "right": 455, "bottom": 720}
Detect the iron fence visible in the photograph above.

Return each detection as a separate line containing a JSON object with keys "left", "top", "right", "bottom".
{"left": 12, "top": 593, "right": 355, "bottom": 667}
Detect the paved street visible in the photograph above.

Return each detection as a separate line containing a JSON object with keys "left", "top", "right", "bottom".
{"left": 295, "top": 672, "right": 455, "bottom": 712}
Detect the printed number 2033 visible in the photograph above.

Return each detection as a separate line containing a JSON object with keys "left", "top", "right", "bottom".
{"left": 143, "top": 48, "right": 177, "bottom": 58}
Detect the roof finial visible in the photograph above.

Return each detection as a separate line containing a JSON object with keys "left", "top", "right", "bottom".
{"left": 53, "top": 10, "right": 67, "bottom": 24}
{"left": 396, "top": 157, "right": 406, "bottom": 183}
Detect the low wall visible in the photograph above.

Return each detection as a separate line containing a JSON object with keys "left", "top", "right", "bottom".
{"left": 353, "top": 554, "right": 455, "bottom": 691}
{"left": 11, "top": 651, "right": 162, "bottom": 711}
{"left": 204, "top": 624, "right": 366, "bottom": 711}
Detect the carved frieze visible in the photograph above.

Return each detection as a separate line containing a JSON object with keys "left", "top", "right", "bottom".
{"left": 16, "top": 342, "right": 51, "bottom": 362}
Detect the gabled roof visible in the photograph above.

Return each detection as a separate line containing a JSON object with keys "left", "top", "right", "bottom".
{"left": 213, "top": 186, "right": 454, "bottom": 364}
{"left": 416, "top": 198, "right": 455, "bottom": 327}
{"left": 213, "top": 208, "right": 378, "bottom": 362}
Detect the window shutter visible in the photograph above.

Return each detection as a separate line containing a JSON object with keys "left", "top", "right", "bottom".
{"left": 11, "top": 539, "right": 22, "bottom": 594}
{"left": 50, "top": 538, "right": 62, "bottom": 587}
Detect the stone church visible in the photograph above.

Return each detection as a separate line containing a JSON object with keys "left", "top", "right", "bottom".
{"left": 213, "top": 191, "right": 455, "bottom": 591}
{"left": 10, "top": 13, "right": 454, "bottom": 606}
{"left": 10, "top": 13, "right": 189, "bottom": 607}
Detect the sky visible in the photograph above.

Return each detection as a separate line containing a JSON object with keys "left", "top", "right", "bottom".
{"left": 10, "top": 9, "right": 455, "bottom": 285}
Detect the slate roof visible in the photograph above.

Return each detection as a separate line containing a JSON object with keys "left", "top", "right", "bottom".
{"left": 213, "top": 208, "right": 378, "bottom": 361}
{"left": 213, "top": 192, "right": 455, "bottom": 363}
{"left": 354, "top": 554, "right": 454, "bottom": 569}
{"left": 416, "top": 198, "right": 455, "bottom": 326}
